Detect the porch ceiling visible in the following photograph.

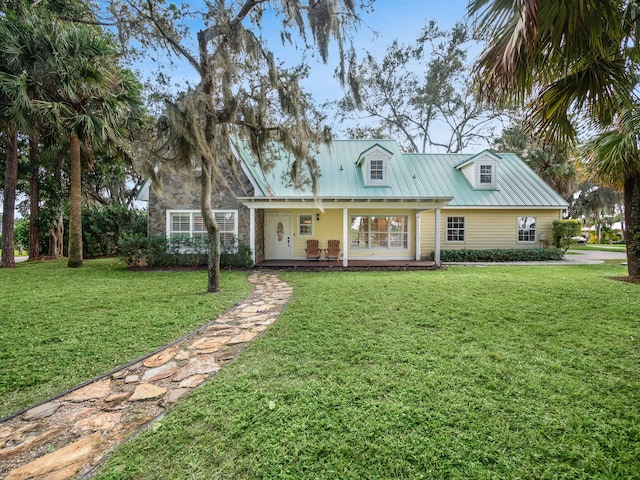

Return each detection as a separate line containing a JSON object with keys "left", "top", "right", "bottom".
{"left": 239, "top": 196, "right": 453, "bottom": 210}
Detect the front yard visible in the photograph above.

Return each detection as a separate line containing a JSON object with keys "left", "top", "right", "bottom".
{"left": 1, "top": 259, "right": 638, "bottom": 478}
{"left": 98, "top": 262, "right": 638, "bottom": 479}
{"left": 0, "top": 258, "right": 251, "bottom": 418}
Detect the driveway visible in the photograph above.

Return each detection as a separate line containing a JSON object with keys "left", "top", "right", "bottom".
{"left": 564, "top": 248, "right": 627, "bottom": 264}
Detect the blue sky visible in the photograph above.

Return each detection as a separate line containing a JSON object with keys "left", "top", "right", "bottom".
{"left": 133, "top": 1, "right": 474, "bottom": 103}
{"left": 278, "top": 0, "right": 473, "bottom": 104}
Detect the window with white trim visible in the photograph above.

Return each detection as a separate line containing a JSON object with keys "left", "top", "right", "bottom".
{"left": 479, "top": 164, "right": 493, "bottom": 184}
{"left": 370, "top": 159, "right": 384, "bottom": 180}
{"left": 350, "top": 215, "right": 408, "bottom": 249}
{"left": 364, "top": 154, "right": 388, "bottom": 186}
{"left": 518, "top": 216, "right": 536, "bottom": 242}
{"left": 447, "top": 216, "right": 465, "bottom": 242}
{"left": 298, "top": 214, "right": 313, "bottom": 236}
{"left": 167, "top": 210, "right": 238, "bottom": 249}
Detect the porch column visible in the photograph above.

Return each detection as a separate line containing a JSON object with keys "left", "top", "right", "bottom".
{"left": 434, "top": 207, "right": 441, "bottom": 266}
{"left": 343, "top": 207, "right": 349, "bottom": 267}
{"left": 249, "top": 206, "right": 256, "bottom": 263}
{"left": 415, "top": 211, "right": 421, "bottom": 261}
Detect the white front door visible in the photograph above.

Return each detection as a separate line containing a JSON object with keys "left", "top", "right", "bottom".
{"left": 266, "top": 213, "right": 293, "bottom": 259}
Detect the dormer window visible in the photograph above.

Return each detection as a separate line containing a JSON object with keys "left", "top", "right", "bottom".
{"left": 479, "top": 164, "right": 493, "bottom": 184}
{"left": 357, "top": 144, "right": 393, "bottom": 187}
{"left": 455, "top": 151, "right": 500, "bottom": 190}
{"left": 369, "top": 158, "right": 384, "bottom": 181}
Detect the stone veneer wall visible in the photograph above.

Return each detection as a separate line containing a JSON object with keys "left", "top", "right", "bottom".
{"left": 147, "top": 163, "right": 255, "bottom": 251}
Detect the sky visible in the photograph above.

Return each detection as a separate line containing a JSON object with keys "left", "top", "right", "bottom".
{"left": 133, "top": 0, "right": 475, "bottom": 109}
{"left": 301, "top": 0, "right": 473, "bottom": 104}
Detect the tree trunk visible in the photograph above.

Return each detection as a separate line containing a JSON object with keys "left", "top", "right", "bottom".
{"left": 67, "top": 133, "right": 83, "bottom": 267}
{"left": 201, "top": 156, "right": 221, "bottom": 293}
{"left": 198, "top": 29, "right": 221, "bottom": 293}
{"left": 28, "top": 135, "right": 41, "bottom": 260}
{"left": 1, "top": 130, "right": 18, "bottom": 268}
{"left": 623, "top": 173, "right": 640, "bottom": 277}
{"left": 49, "top": 212, "right": 64, "bottom": 257}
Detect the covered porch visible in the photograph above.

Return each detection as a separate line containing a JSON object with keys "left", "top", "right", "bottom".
{"left": 255, "top": 258, "right": 440, "bottom": 270}
{"left": 240, "top": 197, "right": 453, "bottom": 267}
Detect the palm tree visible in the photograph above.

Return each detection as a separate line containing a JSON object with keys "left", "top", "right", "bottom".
{"left": 470, "top": 0, "right": 640, "bottom": 277}
{"left": 0, "top": 9, "right": 36, "bottom": 268}
{"left": 40, "top": 23, "right": 143, "bottom": 267}
{"left": 583, "top": 108, "right": 640, "bottom": 269}
{"left": 0, "top": 9, "right": 143, "bottom": 267}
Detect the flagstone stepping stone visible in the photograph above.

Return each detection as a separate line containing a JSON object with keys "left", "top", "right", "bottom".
{"left": 206, "top": 323, "right": 236, "bottom": 331}
{"left": 105, "top": 392, "right": 132, "bottom": 406}
{"left": 143, "top": 346, "right": 180, "bottom": 368}
{"left": 1, "top": 424, "right": 37, "bottom": 445}
{"left": 23, "top": 402, "right": 61, "bottom": 421}
{"left": 129, "top": 384, "right": 167, "bottom": 401}
{"left": 4, "top": 432, "right": 106, "bottom": 480}
{"left": 0, "top": 426, "right": 64, "bottom": 460}
{"left": 188, "top": 337, "right": 232, "bottom": 352}
{"left": 163, "top": 388, "right": 191, "bottom": 406}
{"left": 178, "top": 374, "right": 207, "bottom": 388}
{"left": 174, "top": 356, "right": 219, "bottom": 381}
{"left": 74, "top": 412, "right": 122, "bottom": 432}
{"left": 141, "top": 361, "right": 179, "bottom": 382}
{"left": 228, "top": 331, "right": 258, "bottom": 345}
{"left": 65, "top": 379, "right": 111, "bottom": 402}
{"left": 174, "top": 349, "right": 190, "bottom": 361}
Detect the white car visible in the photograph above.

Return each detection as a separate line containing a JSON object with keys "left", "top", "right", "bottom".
{"left": 572, "top": 236, "right": 587, "bottom": 244}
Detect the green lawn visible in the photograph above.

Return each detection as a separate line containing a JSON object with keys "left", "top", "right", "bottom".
{"left": 0, "top": 258, "right": 251, "bottom": 418}
{"left": 95, "top": 263, "right": 640, "bottom": 479}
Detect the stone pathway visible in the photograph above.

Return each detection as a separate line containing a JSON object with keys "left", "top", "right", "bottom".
{"left": 0, "top": 271, "right": 292, "bottom": 480}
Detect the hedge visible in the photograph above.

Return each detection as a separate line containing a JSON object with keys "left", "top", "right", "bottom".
{"left": 439, "top": 248, "right": 564, "bottom": 263}
{"left": 118, "top": 234, "right": 254, "bottom": 269}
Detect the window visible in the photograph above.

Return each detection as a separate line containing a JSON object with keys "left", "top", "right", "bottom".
{"left": 479, "top": 164, "right": 493, "bottom": 184}
{"left": 350, "top": 215, "right": 408, "bottom": 249}
{"left": 298, "top": 214, "right": 313, "bottom": 236}
{"left": 518, "top": 216, "right": 536, "bottom": 242}
{"left": 167, "top": 210, "right": 238, "bottom": 249}
{"left": 370, "top": 159, "right": 384, "bottom": 181}
{"left": 447, "top": 216, "right": 465, "bottom": 242}
{"left": 215, "top": 211, "right": 237, "bottom": 247}
{"left": 363, "top": 154, "right": 388, "bottom": 186}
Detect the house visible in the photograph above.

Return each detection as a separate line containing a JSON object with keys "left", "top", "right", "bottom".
{"left": 144, "top": 139, "right": 569, "bottom": 266}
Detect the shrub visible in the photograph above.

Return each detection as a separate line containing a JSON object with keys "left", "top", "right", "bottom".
{"left": 117, "top": 233, "right": 149, "bottom": 266}
{"left": 83, "top": 205, "right": 147, "bottom": 257}
{"left": 221, "top": 241, "right": 254, "bottom": 269}
{"left": 14, "top": 218, "right": 29, "bottom": 250}
{"left": 439, "top": 248, "right": 564, "bottom": 262}
{"left": 118, "top": 234, "right": 253, "bottom": 269}
{"left": 553, "top": 219, "right": 583, "bottom": 252}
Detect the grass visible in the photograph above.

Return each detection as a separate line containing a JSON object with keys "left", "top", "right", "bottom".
{"left": 96, "top": 262, "right": 640, "bottom": 479}
{"left": 0, "top": 258, "right": 251, "bottom": 418}
{"left": 0, "top": 248, "right": 28, "bottom": 257}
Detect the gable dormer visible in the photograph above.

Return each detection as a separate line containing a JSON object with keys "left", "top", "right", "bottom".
{"left": 455, "top": 150, "right": 500, "bottom": 190}
{"left": 356, "top": 144, "right": 393, "bottom": 187}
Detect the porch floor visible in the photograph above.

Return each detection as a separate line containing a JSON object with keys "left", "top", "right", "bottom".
{"left": 255, "top": 259, "right": 440, "bottom": 271}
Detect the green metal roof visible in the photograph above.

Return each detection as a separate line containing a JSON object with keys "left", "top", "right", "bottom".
{"left": 235, "top": 139, "right": 569, "bottom": 208}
